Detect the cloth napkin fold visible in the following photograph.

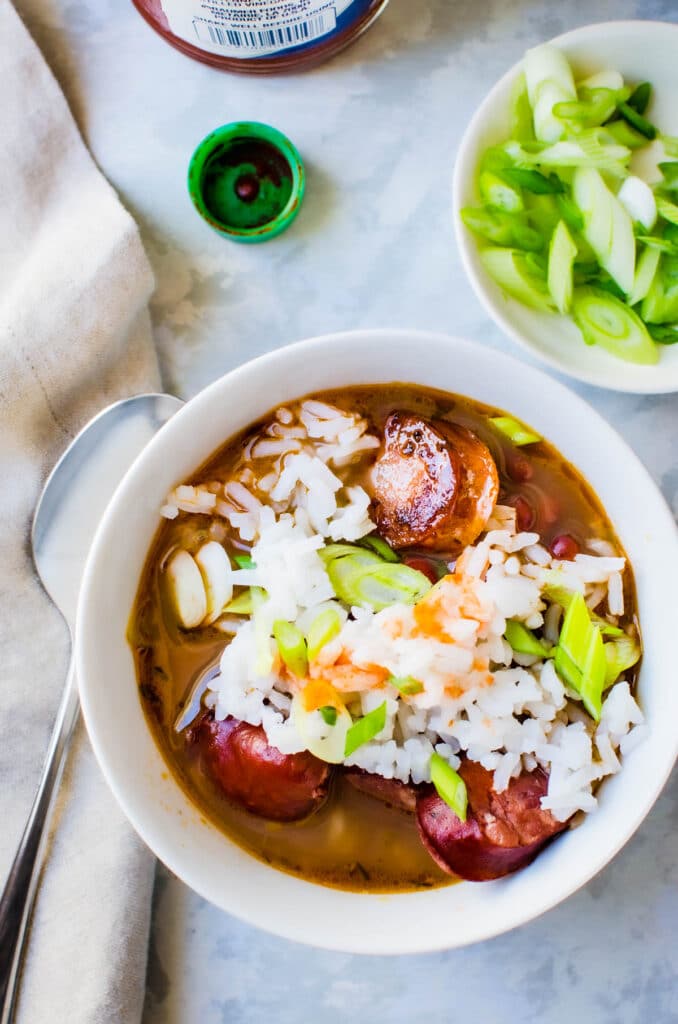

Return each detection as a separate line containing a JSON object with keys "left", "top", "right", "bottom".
{"left": 1, "top": 2, "right": 160, "bottom": 1021}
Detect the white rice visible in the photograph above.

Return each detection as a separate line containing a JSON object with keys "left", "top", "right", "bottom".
{"left": 163, "top": 400, "right": 645, "bottom": 824}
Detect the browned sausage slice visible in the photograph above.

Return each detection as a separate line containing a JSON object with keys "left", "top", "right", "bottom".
{"left": 344, "top": 767, "right": 419, "bottom": 813}
{"left": 416, "top": 759, "right": 568, "bottom": 881}
{"left": 372, "top": 413, "right": 498, "bottom": 552}
{"left": 193, "top": 714, "right": 332, "bottom": 822}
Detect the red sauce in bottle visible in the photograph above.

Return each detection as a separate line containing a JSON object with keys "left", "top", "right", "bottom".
{"left": 132, "top": 0, "right": 389, "bottom": 73}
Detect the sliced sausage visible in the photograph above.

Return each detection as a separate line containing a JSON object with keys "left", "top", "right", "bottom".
{"left": 344, "top": 767, "right": 419, "bottom": 813}
{"left": 193, "top": 714, "right": 332, "bottom": 822}
{"left": 416, "top": 759, "right": 568, "bottom": 881}
{"left": 372, "top": 413, "right": 498, "bottom": 553}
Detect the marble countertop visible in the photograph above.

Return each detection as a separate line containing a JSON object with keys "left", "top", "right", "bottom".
{"left": 16, "top": 0, "right": 678, "bottom": 1019}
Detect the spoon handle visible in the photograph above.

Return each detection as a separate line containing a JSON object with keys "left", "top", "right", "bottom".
{"left": 0, "top": 655, "right": 80, "bottom": 1024}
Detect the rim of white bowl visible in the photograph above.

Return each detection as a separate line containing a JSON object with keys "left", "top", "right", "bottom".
{"left": 453, "top": 20, "right": 678, "bottom": 395}
{"left": 77, "top": 329, "right": 678, "bottom": 953}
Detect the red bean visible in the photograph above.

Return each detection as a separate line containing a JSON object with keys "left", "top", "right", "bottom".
{"left": 506, "top": 454, "right": 533, "bottom": 484}
{"left": 550, "top": 533, "right": 579, "bottom": 560}
{"left": 507, "top": 494, "right": 535, "bottom": 532}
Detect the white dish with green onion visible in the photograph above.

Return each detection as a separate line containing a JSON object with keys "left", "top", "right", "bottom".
{"left": 453, "top": 21, "right": 678, "bottom": 392}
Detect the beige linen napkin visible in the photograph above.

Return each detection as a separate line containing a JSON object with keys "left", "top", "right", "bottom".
{"left": 1, "top": 2, "right": 160, "bottom": 1020}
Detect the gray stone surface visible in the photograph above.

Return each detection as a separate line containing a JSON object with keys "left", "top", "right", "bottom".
{"left": 15, "top": 0, "right": 678, "bottom": 1019}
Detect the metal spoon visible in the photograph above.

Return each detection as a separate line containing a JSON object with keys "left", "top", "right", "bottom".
{"left": 0, "top": 392, "right": 183, "bottom": 1024}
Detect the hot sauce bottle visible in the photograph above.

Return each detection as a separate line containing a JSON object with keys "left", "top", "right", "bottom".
{"left": 132, "top": 0, "right": 390, "bottom": 73}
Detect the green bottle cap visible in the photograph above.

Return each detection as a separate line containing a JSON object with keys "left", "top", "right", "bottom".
{"left": 187, "top": 121, "right": 305, "bottom": 243}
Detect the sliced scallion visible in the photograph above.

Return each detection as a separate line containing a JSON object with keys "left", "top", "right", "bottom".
{"left": 306, "top": 606, "right": 343, "bottom": 661}
{"left": 319, "top": 543, "right": 378, "bottom": 564}
{"left": 500, "top": 167, "right": 564, "bottom": 194}
{"left": 319, "top": 706, "right": 338, "bottom": 726}
{"left": 388, "top": 675, "right": 425, "bottom": 696}
{"left": 627, "top": 81, "right": 652, "bottom": 115}
{"left": 461, "top": 207, "right": 544, "bottom": 251}
{"left": 505, "top": 620, "right": 551, "bottom": 658}
{"left": 628, "top": 245, "right": 661, "bottom": 306}
{"left": 223, "top": 588, "right": 256, "bottom": 615}
{"left": 480, "top": 171, "right": 524, "bottom": 213}
{"left": 430, "top": 753, "right": 467, "bottom": 822}
{"left": 617, "top": 101, "right": 656, "bottom": 140}
{"left": 554, "top": 88, "right": 619, "bottom": 129}
{"left": 481, "top": 248, "right": 555, "bottom": 313}
{"left": 661, "top": 136, "right": 678, "bottom": 158}
{"left": 556, "top": 192, "right": 584, "bottom": 232}
{"left": 327, "top": 554, "right": 432, "bottom": 611}
{"left": 647, "top": 322, "right": 678, "bottom": 344}
{"left": 272, "top": 620, "right": 308, "bottom": 678}
{"left": 604, "top": 635, "right": 641, "bottom": 687}
{"left": 572, "top": 288, "right": 658, "bottom": 364}
{"left": 510, "top": 73, "right": 535, "bottom": 142}
{"left": 641, "top": 256, "right": 678, "bottom": 324}
{"left": 602, "top": 119, "right": 647, "bottom": 150}
{"left": 617, "top": 176, "right": 657, "bottom": 231}
{"left": 233, "top": 553, "right": 256, "bottom": 569}
{"left": 656, "top": 196, "right": 678, "bottom": 227}
{"left": 554, "top": 591, "right": 607, "bottom": 720}
{"left": 658, "top": 162, "right": 678, "bottom": 193}
{"left": 548, "top": 219, "right": 577, "bottom": 313}
{"left": 344, "top": 702, "right": 387, "bottom": 758}
{"left": 358, "top": 534, "right": 400, "bottom": 562}
{"left": 489, "top": 414, "right": 541, "bottom": 446}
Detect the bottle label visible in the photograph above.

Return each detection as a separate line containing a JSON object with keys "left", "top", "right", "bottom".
{"left": 160, "top": 0, "right": 374, "bottom": 59}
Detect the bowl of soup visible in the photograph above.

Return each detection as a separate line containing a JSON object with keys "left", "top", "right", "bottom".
{"left": 76, "top": 329, "right": 678, "bottom": 952}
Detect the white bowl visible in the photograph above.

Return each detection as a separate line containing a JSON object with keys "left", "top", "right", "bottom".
{"left": 453, "top": 21, "right": 678, "bottom": 394}
{"left": 77, "top": 329, "right": 678, "bottom": 953}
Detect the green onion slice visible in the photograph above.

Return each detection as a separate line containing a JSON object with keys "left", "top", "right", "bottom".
{"left": 272, "top": 620, "right": 308, "bottom": 678}
{"left": 602, "top": 119, "right": 648, "bottom": 150}
{"left": 344, "top": 702, "right": 387, "bottom": 758}
{"left": 548, "top": 219, "right": 577, "bottom": 314}
{"left": 661, "top": 136, "right": 678, "bottom": 158}
{"left": 480, "top": 248, "right": 556, "bottom": 313}
{"left": 555, "top": 591, "right": 607, "bottom": 720}
{"left": 505, "top": 620, "right": 551, "bottom": 658}
{"left": 572, "top": 288, "right": 658, "bottom": 365}
{"left": 319, "top": 706, "right": 338, "bottom": 726}
{"left": 319, "top": 543, "right": 381, "bottom": 565}
{"left": 627, "top": 81, "right": 652, "bottom": 115}
{"left": 556, "top": 192, "right": 585, "bottom": 232}
{"left": 647, "top": 322, "right": 678, "bottom": 344}
{"left": 306, "top": 606, "right": 343, "bottom": 661}
{"left": 628, "top": 245, "right": 661, "bottom": 306}
{"left": 223, "top": 588, "right": 257, "bottom": 615}
{"left": 430, "top": 753, "right": 467, "bottom": 822}
{"left": 480, "top": 170, "right": 524, "bottom": 213}
{"left": 500, "top": 167, "right": 564, "bottom": 194}
{"left": 489, "top": 414, "right": 541, "bottom": 446}
{"left": 658, "top": 161, "right": 678, "bottom": 193}
{"left": 233, "top": 553, "right": 256, "bottom": 569}
{"left": 616, "top": 101, "right": 656, "bottom": 140}
{"left": 358, "top": 534, "right": 400, "bottom": 562}
{"left": 604, "top": 635, "right": 641, "bottom": 687}
{"left": 326, "top": 554, "right": 432, "bottom": 611}
{"left": 388, "top": 675, "right": 425, "bottom": 696}
{"left": 656, "top": 196, "right": 678, "bottom": 227}
{"left": 510, "top": 73, "right": 535, "bottom": 142}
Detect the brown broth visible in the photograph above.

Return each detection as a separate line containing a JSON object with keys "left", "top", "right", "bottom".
{"left": 130, "top": 384, "right": 639, "bottom": 893}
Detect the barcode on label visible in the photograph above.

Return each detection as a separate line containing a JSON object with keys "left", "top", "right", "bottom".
{"left": 193, "top": 11, "right": 337, "bottom": 51}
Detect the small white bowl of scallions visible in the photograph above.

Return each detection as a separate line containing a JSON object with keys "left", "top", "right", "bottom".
{"left": 453, "top": 20, "right": 678, "bottom": 393}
